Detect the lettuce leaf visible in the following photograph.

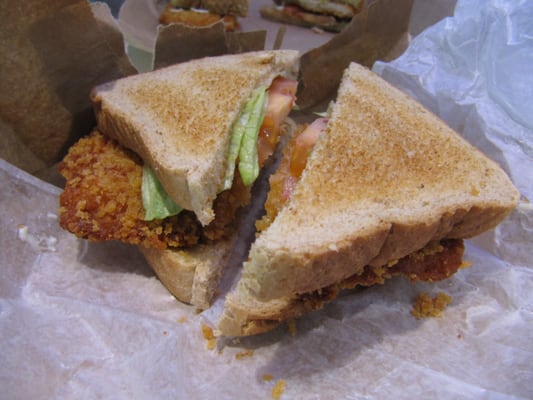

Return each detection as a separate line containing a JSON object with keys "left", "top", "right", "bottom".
{"left": 222, "top": 86, "right": 267, "bottom": 190}
{"left": 141, "top": 165, "right": 183, "bottom": 221}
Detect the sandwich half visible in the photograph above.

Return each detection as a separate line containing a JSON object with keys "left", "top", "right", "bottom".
{"left": 217, "top": 62, "right": 520, "bottom": 336}
{"left": 58, "top": 50, "right": 300, "bottom": 309}
{"left": 159, "top": 0, "right": 249, "bottom": 32}
{"left": 260, "top": 0, "right": 364, "bottom": 33}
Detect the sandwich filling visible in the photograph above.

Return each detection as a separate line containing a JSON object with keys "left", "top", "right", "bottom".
{"left": 159, "top": 7, "right": 239, "bottom": 32}
{"left": 260, "top": 0, "right": 363, "bottom": 33}
{"left": 58, "top": 77, "right": 297, "bottom": 250}
{"left": 159, "top": 0, "right": 249, "bottom": 32}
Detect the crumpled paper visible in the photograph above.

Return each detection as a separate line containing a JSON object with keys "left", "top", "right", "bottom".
{"left": 1, "top": 1, "right": 532, "bottom": 399}
{"left": 373, "top": 0, "right": 532, "bottom": 266}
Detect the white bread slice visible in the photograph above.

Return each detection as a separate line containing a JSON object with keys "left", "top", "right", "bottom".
{"left": 217, "top": 62, "right": 520, "bottom": 336}
{"left": 91, "top": 50, "right": 299, "bottom": 226}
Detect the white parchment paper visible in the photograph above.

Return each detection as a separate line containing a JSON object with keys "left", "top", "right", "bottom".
{"left": 1, "top": 1, "right": 532, "bottom": 399}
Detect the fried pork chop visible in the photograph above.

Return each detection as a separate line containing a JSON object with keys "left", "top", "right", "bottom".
{"left": 58, "top": 131, "right": 250, "bottom": 250}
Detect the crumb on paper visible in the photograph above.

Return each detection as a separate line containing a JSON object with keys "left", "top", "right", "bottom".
{"left": 460, "top": 260, "right": 472, "bottom": 269}
{"left": 411, "top": 292, "right": 452, "bottom": 319}
{"left": 201, "top": 324, "right": 216, "bottom": 350}
{"left": 272, "top": 379, "right": 286, "bottom": 400}
{"left": 262, "top": 374, "right": 274, "bottom": 382}
{"left": 235, "top": 350, "right": 254, "bottom": 360}
{"left": 287, "top": 319, "right": 297, "bottom": 336}
{"left": 163, "top": 330, "right": 168, "bottom": 336}
{"left": 178, "top": 316, "right": 187, "bottom": 323}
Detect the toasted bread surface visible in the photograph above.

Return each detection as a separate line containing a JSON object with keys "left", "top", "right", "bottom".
{"left": 91, "top": 50, "right": 299, "bottom": 225}
{"left": 230, "top": 62, "right": 519, "bottom": 304}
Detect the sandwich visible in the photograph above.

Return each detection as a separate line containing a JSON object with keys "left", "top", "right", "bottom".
{"left": 58, "top": 50, "right": 300, "bottom": 309}
{"left": 260, "top": 0, "right": 364, "bottom": 33}
{"left": 216, "top": 62, "right": 520, "bottom": 336}
{"left": 159, "top": 0, "right": 249, "bottom": 32}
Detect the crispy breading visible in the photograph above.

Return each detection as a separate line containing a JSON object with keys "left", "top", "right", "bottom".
{"left": 58, "top": 131, "right": 249, "bottom": 249}
{"left": 159, "top": 6, "right": 239, "bottom": 31}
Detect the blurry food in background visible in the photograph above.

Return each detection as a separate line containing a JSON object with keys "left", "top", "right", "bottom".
{"left": 260, "top": 0, "right": 363, "bottom": 33}
{"left": 159, "top": 0, "right": 249, "bottom": 31}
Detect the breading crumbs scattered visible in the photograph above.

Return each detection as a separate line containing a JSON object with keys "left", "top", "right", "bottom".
{"left": 235, "top": 350, "right": 254, "bottom": 360}
{"left": 262, "top": 374, "right": 274, "bottom": 382}
{"left": 272, "top": 379, "right": 286, "bottom": 400}
{"left": 411, "top": 292, "right": 452, "bottom": 319}
{"left": 201, "top": 324, "right": 216, "bottom": 350}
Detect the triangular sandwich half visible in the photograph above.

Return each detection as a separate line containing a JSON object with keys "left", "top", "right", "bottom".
{"left": 217, "top": 62, "right": 520, "bottom": 336}
{"left": 58, "top": 50, "right": 300, "bottom": 308}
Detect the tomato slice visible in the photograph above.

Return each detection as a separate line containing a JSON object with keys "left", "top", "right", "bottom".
{"left": 257, "top": 77, "right": 298, "bottom": 166}
{"left": 289, "top": 117, "right": 328, "bottom": 177}
{"left": 256, "top": 117, "right": 328, "bottom": 232}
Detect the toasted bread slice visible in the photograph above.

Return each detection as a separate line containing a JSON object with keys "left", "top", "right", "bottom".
{"left": 91, "top": 50, "right": 299, "bottom": 226}
{"left": 217, "top": 62, "right": 519, "bottom": 336}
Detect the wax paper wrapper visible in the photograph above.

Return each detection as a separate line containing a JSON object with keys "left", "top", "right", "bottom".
{"left": 1, "top": 0, "right": 533, "bottom": 399}
{"left": 373, "top": 0, "right": 532, "bottom": 266}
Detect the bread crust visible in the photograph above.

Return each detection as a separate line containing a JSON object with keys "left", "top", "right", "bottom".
{"left": 218, "top": 239, "right": 466, "bottom": 336}
{"left": 141, "top": 238, "right": 234, "bottom": 309}
{"left": 91, "top": 50, "right": 299, "bottom": 226}
{"left": 218, "top": 62, "right": 519, "bottom": 333}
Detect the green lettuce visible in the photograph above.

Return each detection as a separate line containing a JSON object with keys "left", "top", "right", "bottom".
{"left": 141, "top": 165, "right": 183, "bottom": 221}
{"left": 223, "top": 86, "right": 268, "bottom": 190}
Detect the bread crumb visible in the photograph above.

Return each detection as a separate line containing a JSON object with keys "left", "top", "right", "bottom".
{"left": 411, "top": 292, "right": 452, "bottom": 319}
{"left": 235, "top": 350, "right": 254, "bottom": 360}
{"left": 178, "top": 316, "right": 187, "bottom": 323}
{"left": 271, "top": 379, "right": 286, "bottom": 400}
{"left": 460, "top": 260, "right": 472, "bottom": 269}
{"left": 201, "top": 324, "right": 216, "bottom": 350}
{"left": 287, "top": 320, "right": 297, "bottom": 336}
{"left": 262, "top": 374, "right": 274, "bottom": 382}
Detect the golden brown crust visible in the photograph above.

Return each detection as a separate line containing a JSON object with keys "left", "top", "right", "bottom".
{"left": 58, "top": 131, "right": 201, "bottom": 249}
{"left": 58, "top": 130, "right": 250, "bottom": 249}
{"left": 91, "top": 50, "right": 300, "bottom": 225}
